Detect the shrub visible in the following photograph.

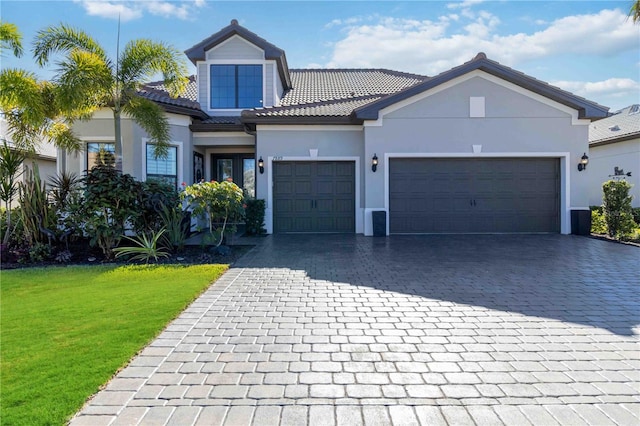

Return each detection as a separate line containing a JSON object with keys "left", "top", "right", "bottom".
{"left": 134, "top": 180, "right": 180, "bottom": 235}
{"left": 182, "top": 180, "right": 244, "bottom": 247}
{"left": 0, "top": 139, "right": 25, "bottom": 245}
{"left": 244, "top": 199, "right": 266, "bottom": 235}
{"left": 590, "top": 207, "right": 607, "bottom": 235}
{"left": 632, "top": 207, "right": 640, "bottom": 226}
{"left": 18, "top": 166, "right": 55, "bottom": 246}
{"left": 83, "top": 165, "right": 142, "bottom": 259}
{"left": 602, "top": 180, "right": 635, "bottom": 239}
{"left": 159, "top": 204, "right": 190, "bottom": 253}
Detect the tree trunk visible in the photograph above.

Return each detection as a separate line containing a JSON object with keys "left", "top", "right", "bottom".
{"left": 113, "top": 108, "right": 123, "bottom": 172}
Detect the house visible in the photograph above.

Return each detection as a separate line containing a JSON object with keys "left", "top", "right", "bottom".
{"left": 60, "top": 19, "right": 610, "bottom": 235}
{"left": 1, "top": 116, "right": 58, "bottom": 204}
{"left": 588, "top": 105, "right": 640, "bottom": 207}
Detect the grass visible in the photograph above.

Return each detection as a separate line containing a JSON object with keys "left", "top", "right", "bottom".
{"left": 0, "top": 264, "right": 228, "bottom": 425}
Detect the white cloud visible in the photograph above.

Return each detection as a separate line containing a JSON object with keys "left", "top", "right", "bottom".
{"left": 76, "top": 0, "right": 203, "bottom": 21}
{"left": 446, "top": 0, "right": 485, "bottom": 10}
{"left": 552, "top": 78, "right": 640, "bottom": 99}
{"left": 324, "top": 8, "right": 637, "bottom": 75}
{"left": 77, "top": 1, "right": 142, "bottom": 21}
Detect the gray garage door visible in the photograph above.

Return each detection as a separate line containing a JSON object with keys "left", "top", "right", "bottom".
{"left": 390, "top": 158, "right": 560, "bottom": 233}
{"left": 273, "top": 161, "right": 355, "bottom": 233}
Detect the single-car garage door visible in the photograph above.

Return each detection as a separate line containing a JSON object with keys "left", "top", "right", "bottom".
{"left": 274, "top": 161, "right": 355, "bottom": 233}
{"left": 390, "top": 158, "right": 559, "bottom": 233}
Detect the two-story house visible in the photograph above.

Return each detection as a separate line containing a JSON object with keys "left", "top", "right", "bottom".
{"left": 60, "top": 19, "right": 609, "bottom": 236}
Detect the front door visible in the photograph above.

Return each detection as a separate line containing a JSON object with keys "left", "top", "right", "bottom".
{"left": 211, "top": 154, "right": 255, "bottom": 198}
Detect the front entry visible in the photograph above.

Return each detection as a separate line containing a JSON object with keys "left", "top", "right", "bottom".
{"left": 211, "top": 154, "right": 255, "bottom": 198}
{"left": 273, "top": 161, "right": 355, "bottom": 233}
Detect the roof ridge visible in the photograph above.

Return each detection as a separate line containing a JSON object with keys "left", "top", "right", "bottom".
{"left": 289, "top": 68, "right": 429, "bottom": 79}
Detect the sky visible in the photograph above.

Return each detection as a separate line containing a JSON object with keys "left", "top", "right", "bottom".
{"left": 2, "top": 0, "right": 639, "bottom": 111}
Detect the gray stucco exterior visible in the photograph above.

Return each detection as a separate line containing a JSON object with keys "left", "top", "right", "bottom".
{"left": 60, "top": 21, "right": 609, "bottom": 237}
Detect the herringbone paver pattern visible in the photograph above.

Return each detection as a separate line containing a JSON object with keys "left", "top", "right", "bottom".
{"left": 71, "top": 235, "right": 640, "bottom": 425}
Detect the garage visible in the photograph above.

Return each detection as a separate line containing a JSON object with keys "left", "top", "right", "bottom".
{"left": 389, "top": 158, "right": 560, "bottom": 234}
{"left": 273, "top": 161, "right": 355, "bottom": 233}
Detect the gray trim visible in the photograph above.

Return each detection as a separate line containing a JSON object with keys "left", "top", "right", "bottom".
{"left": 185, "top": 19, "right": 292, "bottom": 90}
{"left": 354, "top": 53, "right": 609, "bottom": 121}
{"left": 589, "top": 131, "right": 640, "bottom": 147}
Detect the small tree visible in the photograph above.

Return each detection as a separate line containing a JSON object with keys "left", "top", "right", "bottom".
{"left": 602, "top": 180, "right": 635, "bottom": 239}
{"left": 0, "top": 139, "right": 25, "bottom": 244}
{"left": 182, "top": 180, "right": 244, "bottom": 247}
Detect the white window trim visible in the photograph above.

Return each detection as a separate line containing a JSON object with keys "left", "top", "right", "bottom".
{"left": 141, "top": 138, "right": 183, "bottom": 187}
{"left": 205, "top": 60, "right": 267, "bottom": 113}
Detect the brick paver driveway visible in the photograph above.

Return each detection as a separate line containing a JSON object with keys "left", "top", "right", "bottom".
{"left": 72, "top": 235, "right": 639, "bottom": 425}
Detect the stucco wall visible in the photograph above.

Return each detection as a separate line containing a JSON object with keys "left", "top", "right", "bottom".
{"left": 588, "top": 139, "right": 640, "bottom": 207}
{"left": 256, "top": 126, "right": 365, "bottom": 233}
{"left": 363, "top": 74, "right": 591, "bottom": 235}
{"left": 68, "top": 112, "right": 192, "bottom": 186}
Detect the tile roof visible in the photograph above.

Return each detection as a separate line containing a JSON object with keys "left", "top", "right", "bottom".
{"left": 281, "top": 69, "right": 428, "bottom": 106}
{"left": 139, "top": 76, "right": 201, "bottom": 113}
{"left": 355, "top": 52, "right": 609, "bottom": 121}
{"left": 250, "top": 94, "right": 386, "bottom": 118}
{"left": 590, "top": 104, "right": 640, "bottom": 144}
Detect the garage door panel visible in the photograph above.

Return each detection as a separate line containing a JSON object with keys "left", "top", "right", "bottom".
{"left": 390, "top": 158, "right": 559, "bottom": 233}
{"left": 274, "top": 161, "right": 355, "bottom": 233}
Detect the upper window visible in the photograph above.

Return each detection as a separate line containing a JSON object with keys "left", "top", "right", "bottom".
{"left": 87, "top": 142, "right": 115, "bottom": 170}
{"left": 146, "top": 144, "right": 177, "bottom": 188}
{"left": 210, "top": 64, "right": 263, "bottom": 109}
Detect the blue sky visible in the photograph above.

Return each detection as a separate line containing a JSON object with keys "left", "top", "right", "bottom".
{"left": 2, "top": 0, "right": 639, "bottom": 111}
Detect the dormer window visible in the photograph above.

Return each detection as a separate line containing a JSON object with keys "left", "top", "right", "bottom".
{"left": 210, "top": 64, "right": 263, "bottom": 109}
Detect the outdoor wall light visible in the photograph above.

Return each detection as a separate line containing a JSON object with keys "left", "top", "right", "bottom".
{"left": 372, "top": 154, "right": 378, "bottom": 172}
{"left": 258, "top": 157, "right": 264, "bottom": 174}
{"left": 577, "top": 153, "right": 589, "bottom": 171}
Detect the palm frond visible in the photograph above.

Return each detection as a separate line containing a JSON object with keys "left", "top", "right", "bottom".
{"left": 631, "top": 0, "right": 640, "bottom": 23}
{"left": 33, "top": 23, "right": 109, "bottom": 67}
{"left": 54, "top": 49, "right": 113, "bottom": 112}
{"left": 118, "top": 39, "right": 188, "bottom": 97}
{"left": 0, "top": 21, "right": 23, "bottom": 57}
{"left": 121, "top": 96, "right": 170, "bottom": 158}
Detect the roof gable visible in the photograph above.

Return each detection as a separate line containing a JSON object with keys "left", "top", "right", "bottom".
{"left": 354, "top": 53, "right": 609, "bottom": 122}
{"left": 185, "top": 19, "right": 291, "bottom": 90}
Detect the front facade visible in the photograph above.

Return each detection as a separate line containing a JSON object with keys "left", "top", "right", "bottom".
{"left": 61, "top": 19, "right": 610, "bottom": 235}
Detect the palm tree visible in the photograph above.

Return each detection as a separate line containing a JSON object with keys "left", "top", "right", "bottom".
{"left": 0, "top": 21, "right": 81, "bottom": 153}
{"left": 0, "top": 21, "right": 24, "bottom": 57}
{"left": 33, "top": 24, "right": 189, "bottom": 170}
{"left": 631, "top": 0, "right": 640, "bottom": 23}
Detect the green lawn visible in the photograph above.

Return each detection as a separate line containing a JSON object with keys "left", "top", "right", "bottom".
{"left": 1, "top": 264, "right": 228, "bottom": 425}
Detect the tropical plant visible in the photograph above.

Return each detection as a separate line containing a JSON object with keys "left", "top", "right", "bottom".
{"left": 32, "top": 24, "right": 189, "bottom": 170}
{"left": 590, "top": 206, "right": 608, "bottom": 235}
{"left": 182, "top": 180, "right": 245, "bottom": 248}
{"left": 602, "top": 180, "right": 635, "bottom": 239}
{"left": 630, "top": 0, "right": 640, "bottom": 23}
{"left": 0, "top": 139, "right": 25, "bottom": 244}
{"left": 17, "top": 165, "right": 55, "bottom": 246}
{"left": 159, "top": 203, "right": 189, "bottom": 252}
{"left": 83, "top": 165, "right": 142, "bottom": 259}
{"left": 0, "top": 22, "right": 83, "bottom": 153}
{"left": 244, "top": 198, "right": 266, "bottom": 235}
{"left": 48, "top": 170, "right": 81, "bottom": 211}
{"left": 134, "top": 180, "right": 180, "bottom": 235}
{"left": 0, "top": 20, "right": 23, "bottom": 57}
{"left": 113, "top": 229, "right": 170, "bottom": 264}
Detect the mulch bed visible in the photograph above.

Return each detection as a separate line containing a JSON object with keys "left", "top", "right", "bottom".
{"left": 0, "top": 238, "right": 254, "bottom": 270}
{"left": 588, "top": 233, "right": 640, "bottom": 248}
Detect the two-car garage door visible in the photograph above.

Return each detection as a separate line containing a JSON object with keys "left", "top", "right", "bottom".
{"left": 390, "top": 158, "right": 560, "bottom": 234}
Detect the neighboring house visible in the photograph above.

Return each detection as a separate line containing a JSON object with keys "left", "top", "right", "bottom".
{"left": 588, "top": 105, "right": 640, "bottom": 208}
{"left": 60, "top": 19, "right": 609, "bottom": 235}
{"left": 1, "top": 116, "right": 58, "bottom": 204}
